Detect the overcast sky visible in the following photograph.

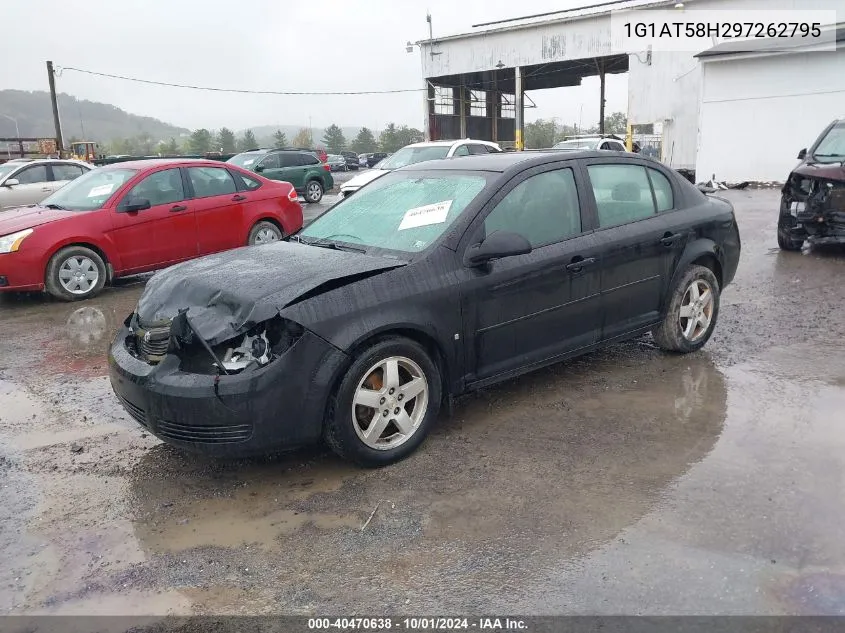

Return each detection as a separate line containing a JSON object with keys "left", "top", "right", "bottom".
{"left": 2, "top": 0, "right": 628, "bottom": 133}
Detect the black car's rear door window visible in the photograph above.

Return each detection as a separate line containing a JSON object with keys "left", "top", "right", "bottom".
{"left": 647, "top": 167, "right": 674, "bottom": 212}
{"left": 483, "top": 167, "right": 581, "bottom": 247}
{"left": 587, "top": 164, "right": 656, "bottom": 228}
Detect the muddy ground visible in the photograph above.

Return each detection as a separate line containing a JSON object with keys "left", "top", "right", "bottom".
{"left": 1, "top": 189, "right": 844, "bottom": 616}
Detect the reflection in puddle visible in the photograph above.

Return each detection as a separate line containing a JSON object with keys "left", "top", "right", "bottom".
{"left": 65, "top": 306, "right": 108, "bottom": 347}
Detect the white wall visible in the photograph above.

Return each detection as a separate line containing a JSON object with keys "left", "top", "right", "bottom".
{"left": 628, "top": 51, "right": 702, "bottom": 170}
{"left": 696, "top": 49, "right": 845, "bottom": 183}
{"left": 626, "top": 0, "right": 844, "bottom": 172}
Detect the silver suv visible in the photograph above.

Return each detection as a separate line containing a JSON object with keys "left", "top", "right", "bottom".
{"left": 0, "top": 159, "right": 93, "bottom": 211}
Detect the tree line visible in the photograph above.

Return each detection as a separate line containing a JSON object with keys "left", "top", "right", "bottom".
{"left": 94, "top": 122, "right": 425, "bottom": 158}
{"left": 89, "top": 114, "right": 625, "bottom": 157}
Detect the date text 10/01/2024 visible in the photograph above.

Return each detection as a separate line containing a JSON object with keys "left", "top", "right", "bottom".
{"left": 307, "top": 618, "right": 528, "bottom": 630}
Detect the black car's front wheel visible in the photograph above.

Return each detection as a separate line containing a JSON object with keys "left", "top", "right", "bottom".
{"left": 305, "top": 179, "right": 324, "bottom": 203}
{"left": 652, "top": 265, "right": 720, "bottom": 353}
{"left": 325, "top": 337, "right": 441, "bottom": 467}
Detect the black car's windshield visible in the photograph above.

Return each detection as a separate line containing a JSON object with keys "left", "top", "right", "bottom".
{"left": 300, "top": 171, "right": 489, "bottom": 253}
{"left": 377, "top": 146, "right": 450, "bottom": 170}
{"left": 39, "top": 168, "right": 136, "bottom": 211}
{"left": 226, "top": 153, "right": 265, "bottom": 168}
{"left": 812, "top": 123, "right": 845, "bottom": 163}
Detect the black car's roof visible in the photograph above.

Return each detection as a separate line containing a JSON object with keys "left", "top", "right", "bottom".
{"left": 398, "top": 150, "right": 635, "bottom": 173}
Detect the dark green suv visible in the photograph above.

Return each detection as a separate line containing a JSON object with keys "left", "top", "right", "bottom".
{"left": 227, "top": 149, "right": 333, "bottom": 203}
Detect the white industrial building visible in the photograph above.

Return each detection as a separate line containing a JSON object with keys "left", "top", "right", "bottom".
{"left": 418, "top": 0, "right": 845, "bottom": 183}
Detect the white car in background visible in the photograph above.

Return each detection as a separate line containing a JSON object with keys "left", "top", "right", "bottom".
{"left": 0, "top": 158, "right": 93, "bottom": 211}
{"left": 339, "top": 139, "right": 501, "bottom": 199}
{"left": 552, "top": 136, "right": 629, "bottom": 152}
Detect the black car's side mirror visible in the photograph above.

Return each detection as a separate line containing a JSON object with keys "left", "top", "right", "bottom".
{"left": 797, "top": 148, "right": 807, "bottom": 160}
{"left": 465, "top": 231, "right": 532, "bottom": 267}
{"left": 119, "top": 198, "right": 151, "bottom": 212}
{"left": 255, "top": 165, "right": 265, "bottom": 172}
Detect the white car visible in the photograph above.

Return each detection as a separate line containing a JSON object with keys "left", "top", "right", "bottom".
{"left": 552, "top": 136, "right": 628, "bottom": 152}
{"left": 339, "top": 139, "right": 501, "bottom": 199}
{"left": 0, "top": 158, "right": 93, "bottom": 211}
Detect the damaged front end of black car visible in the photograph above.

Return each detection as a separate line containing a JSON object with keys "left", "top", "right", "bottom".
{"left": 107, "top": 242, "right": 401, "bottom": 456}
{"left": 778, "top": 120, "right": 845, "bottom": 251}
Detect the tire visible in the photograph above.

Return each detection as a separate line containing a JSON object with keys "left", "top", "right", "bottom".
{"left": 248, "top": 220, "right": 283, "bottom": 246}
{"left": 652, "top": 264, "right": 720, "bottom": 354}
{"left": 304, "top": 179, "right": 323, "bottom": 204}
{"left": 325, "top": 336, "right": 442, "bottom": 467}
{"left": 777, "top": 203, "right": 804, "bottom": 251}
{"left": 45, "top": 246, "right": 107, "bottom": 302}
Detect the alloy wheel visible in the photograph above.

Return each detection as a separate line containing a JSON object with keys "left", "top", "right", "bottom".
{"left": 306, "top": 181, "right": 322, "bottom": 202}
{"left": 352, "top": 356, "right": 429, "bottom": 450}
{"left": 679, "top": 278, "right": 714, "bottom": 342}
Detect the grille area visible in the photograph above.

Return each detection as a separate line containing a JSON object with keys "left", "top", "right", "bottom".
{"left": 117, "top": 394, "right": 148, "bottom": 427}
{"left": 156, "top": 419, "right": 253, "bottom": 444}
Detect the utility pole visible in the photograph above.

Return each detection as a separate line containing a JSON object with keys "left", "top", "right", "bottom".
{"left": 46, "top": 61, "right": 64, "bottom": 156}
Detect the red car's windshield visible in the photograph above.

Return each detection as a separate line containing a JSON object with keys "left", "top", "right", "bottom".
{"left": 40, "top": 168, "right": 137, "bottom": 211}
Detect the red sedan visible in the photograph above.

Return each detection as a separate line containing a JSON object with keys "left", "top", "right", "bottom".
{"left": 0, "top": 159, "right": 303, "bottom": 301}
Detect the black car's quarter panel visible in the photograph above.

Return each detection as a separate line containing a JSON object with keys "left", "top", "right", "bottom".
{"left": 460, "top": 233, "right": 603, "bottom": 383}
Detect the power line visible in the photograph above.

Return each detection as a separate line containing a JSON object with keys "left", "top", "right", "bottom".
{"left": 56, "top": 66, "right": 426, "bottom": 96}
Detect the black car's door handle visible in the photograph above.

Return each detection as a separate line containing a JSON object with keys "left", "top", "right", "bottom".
{"left": 660, "top": 232, "right": 684, "bottom": 247}
{"left": 232, "top": 194, "right": 247, "bottom": 201}
{"left": 169, "top": 204, "right": 188, "bottom": 212}
{"left": 565, "top": 256, "right": 596, "bottom": 273}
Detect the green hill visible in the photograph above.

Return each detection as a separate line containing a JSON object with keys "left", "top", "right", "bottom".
{"left": 0, "top": 90, "right": 188, "bottom": 142}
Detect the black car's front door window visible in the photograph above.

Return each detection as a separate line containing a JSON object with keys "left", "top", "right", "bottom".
{"left": 482, "top": 168, "right": 582, "bottom": 247}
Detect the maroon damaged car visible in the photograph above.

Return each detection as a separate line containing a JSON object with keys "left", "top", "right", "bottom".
{"left": 778, "top": 119, "right": 845, "bottom": 251}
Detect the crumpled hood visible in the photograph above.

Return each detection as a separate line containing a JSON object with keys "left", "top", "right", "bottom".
{"left": 0, "top": 205, "right": 86, "bottom": 233}
{"left": 793, "top": 162, "right": 845, "bottom": 182}
{"left": 340, "top": 168, "right": 388, "bottom": 190}
{"left": 136, "top": 241, "right": 404, "bottom": 344}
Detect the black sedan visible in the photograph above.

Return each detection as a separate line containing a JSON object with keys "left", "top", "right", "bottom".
{"left": 109, "top": 151, "right": 741, "bottom": 466}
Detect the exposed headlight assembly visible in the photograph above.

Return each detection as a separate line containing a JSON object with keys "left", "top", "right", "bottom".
{"left": 0, "top": 229, "right": 34, "bottom": 254}
{"left": 176, "top": 317, "right": 304, "bottom": 375}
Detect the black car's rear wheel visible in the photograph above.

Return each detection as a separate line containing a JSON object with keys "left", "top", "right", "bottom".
{"left": 325, "top": 336, "right": 441, "bottom": 467}
{"left": 777, "top": 197, "right": 805, "bottom": 251}
{"left": 652, "top": 265, "right": 720, "bottom": 353}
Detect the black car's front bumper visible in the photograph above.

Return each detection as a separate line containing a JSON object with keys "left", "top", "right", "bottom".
{"left": 108, "top": 326, "right": 348, "bottom": 457}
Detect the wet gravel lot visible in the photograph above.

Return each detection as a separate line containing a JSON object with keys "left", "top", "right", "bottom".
{"left": 1, "top": 189, "right": 845, "bottom": 616}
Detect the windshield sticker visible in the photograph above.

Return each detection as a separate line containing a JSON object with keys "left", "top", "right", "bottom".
{"left": 398, "top": 200, "right": 452, "bottom": 231}
{"left": 243, "top": 159, "right": 255, "bottom": 166}
{"left": 87, "top": 184, "right": 115, "bottom": 197}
